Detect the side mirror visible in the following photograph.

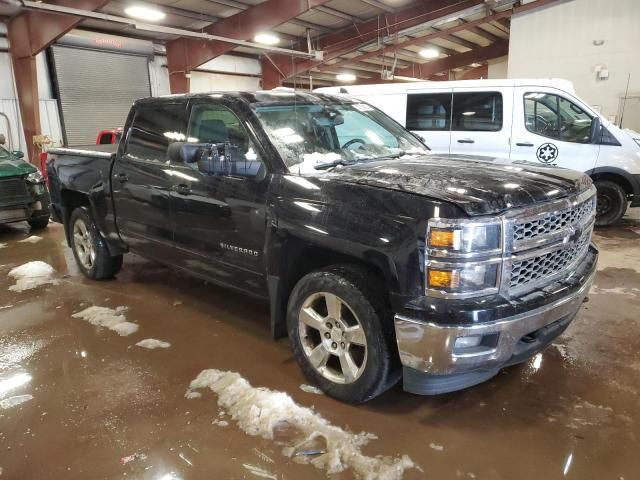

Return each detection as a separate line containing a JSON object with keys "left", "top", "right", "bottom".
{"left": 590, "top": 117, "right": 602, "bottom": 144}
{"left": 12, "top": 150, "right": 24, "bottom": 159}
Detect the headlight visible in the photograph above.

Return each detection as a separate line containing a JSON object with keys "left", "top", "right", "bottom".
{"left": 426, "top": 218, "right": 503, "bottom": 298}
{"left": 25, "top": 170, "right": 45, "bottom": 184}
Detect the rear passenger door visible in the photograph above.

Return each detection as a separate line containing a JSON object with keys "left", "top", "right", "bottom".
{"left": 112, "top": 102, "right": 186, "bottom": 260}
{"left": 405, "top": 88, "right": 452, "bottom": 153}
{"left": 449, "top": 88, "right": 510, "bottom": 158}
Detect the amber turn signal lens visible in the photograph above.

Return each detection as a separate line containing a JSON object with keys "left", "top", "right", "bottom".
{"left": 428, "top": 269, "right": 460, "bottom": 289}
{"left": 430, "top": 229, "right": 457, "bottom": 248}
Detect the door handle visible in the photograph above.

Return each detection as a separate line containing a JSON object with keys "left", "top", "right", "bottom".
{"left": 457, "top": 139, "right": 475, "bottom": 144}
{"left": 516, "top": 142, "right": 534, "bottom": 147}
{"left": 114, "top": 172, "right": 128, "bottom": 183}
{"left": 172, "top": 184, "right": 191, "bottom": 195}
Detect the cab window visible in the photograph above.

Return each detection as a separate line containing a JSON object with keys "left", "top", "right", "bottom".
{"left": 126, "top": 103, "right": 185, "bottom": 162}
{"left": 187, "top": 104, "right": 257, "bottom": 157}
{"left": 524, "top": 93, "right": 593, "bottom": 143}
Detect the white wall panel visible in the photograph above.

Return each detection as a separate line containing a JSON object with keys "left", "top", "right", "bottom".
{"left": 508, "top": 0, "right": 640, "bottom": 129}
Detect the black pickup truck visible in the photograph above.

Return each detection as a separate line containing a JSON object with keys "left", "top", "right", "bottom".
{"left": 47, "top": 91, "right": 598, "bottom": 403}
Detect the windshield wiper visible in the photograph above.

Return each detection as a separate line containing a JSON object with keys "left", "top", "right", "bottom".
{"left": 313, "top": 158, "right": 357, "bottom": 170}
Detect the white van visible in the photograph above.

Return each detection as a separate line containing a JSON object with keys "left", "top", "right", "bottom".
{"left": 316, "top": 79, "right": 640, "bottom": 226}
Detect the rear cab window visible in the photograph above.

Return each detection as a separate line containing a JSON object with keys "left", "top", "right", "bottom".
{"left": 126, "top": 103, "right": 186, "bottom": 162}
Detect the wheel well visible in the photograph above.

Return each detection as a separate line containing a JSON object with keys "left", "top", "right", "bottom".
{"left": 270, "top": 240, "right": 390, "bottom": 339}
{"left": 591, "top": 172, "right": 633, "bottom": 196}
{"left": 60, "top": 190, "right": 90, "bottom": 240}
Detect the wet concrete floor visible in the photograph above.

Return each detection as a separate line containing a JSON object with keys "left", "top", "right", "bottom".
{"left": 0, "top": 214, "right": 639, "bottom": 480}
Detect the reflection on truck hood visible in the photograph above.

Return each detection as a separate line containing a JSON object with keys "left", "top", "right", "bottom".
{"left": 320, "top": 154, "right": 593, "bottom": 216}
{"left": 0, "top": 158, "right": 36, "bottom": 179}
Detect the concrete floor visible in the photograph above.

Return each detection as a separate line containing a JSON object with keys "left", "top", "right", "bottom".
{"left": 0, "top": 212, "right": 639, "bottom": 480}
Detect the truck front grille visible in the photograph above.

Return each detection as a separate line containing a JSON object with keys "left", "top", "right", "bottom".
{"left": 513, "top": 196, "right": 596, "bottom": 243}
{"left": 510, "top": 229, "right": 592, "bottom": 290}
{"left": 0, "top": 178, "right": 29, "bottom": 204}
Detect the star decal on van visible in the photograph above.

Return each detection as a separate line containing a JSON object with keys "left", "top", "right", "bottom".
{"left": 536, "top": 143, "right": 558, "bottom": 164}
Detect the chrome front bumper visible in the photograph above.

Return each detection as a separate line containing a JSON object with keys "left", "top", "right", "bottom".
{"left": 394, "top": 266, "right": 596, "bottom": 377}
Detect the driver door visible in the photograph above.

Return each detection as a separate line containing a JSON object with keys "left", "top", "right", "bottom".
{"left": 169, "top": 100, "right": 269, "bottom": 294}
{"left": 509, "top": 88, "right": 600, "bottom": 173}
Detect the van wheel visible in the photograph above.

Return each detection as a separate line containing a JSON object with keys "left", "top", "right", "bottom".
{"left": 287, "top": 265, "right": 400, "bottom": 403}
{"left": 69, "top": 207, "right": 123, "bottom": 280}
{"left": 594, "top": 180, "right": 627, "bottom": 226}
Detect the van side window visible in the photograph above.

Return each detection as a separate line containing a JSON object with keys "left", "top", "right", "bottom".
{"left": 452, "top": 92, "right": 502, "bottom": 131}
{"left": 406, "top": 93, "right": 451, "bottom": 131}
{"left": 524, "top": 93, "right": 593, "bottom": 143}
{"left": 126, "top": 103, "right": 185, "bottom": 162}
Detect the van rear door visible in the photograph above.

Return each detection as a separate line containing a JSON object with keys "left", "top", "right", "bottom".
{"left": 405, "top": 87, "right": 452, "bottom": 153}
{"left": 449, "top": 87, "right": 511, "bottom": 157}
{"left": 509, "top": 87, "right": 599, "bottom": 172}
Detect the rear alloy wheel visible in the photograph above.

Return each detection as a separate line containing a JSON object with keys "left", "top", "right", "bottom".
{"left": 69, "top": 207, "right": 123, "bottom": 280}
{"left": 594, "top": 180, "right": 627, "bottom": 226}
{"left": 287, "top": 265, "right": 400, "bottom": 403}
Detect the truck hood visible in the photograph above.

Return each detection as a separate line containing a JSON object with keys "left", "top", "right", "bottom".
{"left": 322, "top": 154, "right": 593, "bottom": 216}
{"left": 0, "top": 157, "right": 36, "bottom": 178}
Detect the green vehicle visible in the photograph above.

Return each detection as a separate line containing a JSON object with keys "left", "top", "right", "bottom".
{"left": 0, "top": 135, "right": 51, "bottom": 230}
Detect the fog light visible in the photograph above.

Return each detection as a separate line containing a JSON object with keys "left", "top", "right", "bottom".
{"left": 454, "top": 335, "right": 482, "bottom": 350}
{"left": 428, "top": 269, "right": 460, "bottom": 289}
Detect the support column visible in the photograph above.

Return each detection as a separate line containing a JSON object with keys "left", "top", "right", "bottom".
{"left": 166, "top": 39, "right": 190, "bottom": 94}
{"left": 10, "top": 56, "right": 41, "bottom": 163}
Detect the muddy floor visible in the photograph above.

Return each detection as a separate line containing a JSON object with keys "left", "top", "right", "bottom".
{"left": 0, "top": 212, "right": 639, "bottom": 480}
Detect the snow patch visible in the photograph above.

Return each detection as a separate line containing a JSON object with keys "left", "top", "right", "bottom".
{"left": 72, "top": 306, "right": 138, "bottom": 336}
{"left": 242, "top": 463, "right": 278, "bottom": 479}
{"left": 299, "top": 384, "right": 323, "bottom": 395}
{"left": 590, "top": 285, "right": 640, "bottom": 297}
{"left": 8, "top": 261, "right": 58, "bottom": 292}
{"left": 188, "top": 369, "right": 415, "bottom": 479}
{"left": 185, "top": 391, "right": 202, "bottom": 399}
{"left": 0, "top": 394, "right": 33, "bottom": 410}
{"left": 136, "top": 338, "right": 171, "bottom": 349}
{"left": 291, "top": 152, "right": 342, "bottom": 174}
{"left": 17, "top": 236, "right": 42, "bottom": 244}
{"left": 429, "top": 443, "right": 444, "bottom": 451}
{"left": 212, "top": 419, "right": 229, "bottom": 427}
{"left": 0, "top": 243, "right": 7, "bottom": 249}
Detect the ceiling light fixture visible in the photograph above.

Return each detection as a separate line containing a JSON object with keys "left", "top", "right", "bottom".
{"left": 254, "top": 33, "right": 280, "bottom": 45}
{"left": 124, "top": 5, "right": 166, "bottom": 22}
{"left": 419, "top": 48, "right": 439, "bottom": 59}
{"left": 470, "top": 62, "right": 482, "bottom": 68}
{"left": 336, "top": 73, "right": 356, "bottom": 82}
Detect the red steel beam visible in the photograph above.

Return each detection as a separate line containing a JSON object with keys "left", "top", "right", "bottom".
{"left": 166, "top": 0, "right": 332, "bottom": 93}
{"left": 313, "top": 0, "right": 560, "bottom": 78}
{"left": 8, "top": 0, "right": 110, "bottom": 162}
{"left": 261, "top": 0, "right": 484, "bottom": 89}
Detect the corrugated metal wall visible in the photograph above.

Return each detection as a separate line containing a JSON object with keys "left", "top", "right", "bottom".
{"left": 51, "top": 46, "right": 151, "bottom": 146}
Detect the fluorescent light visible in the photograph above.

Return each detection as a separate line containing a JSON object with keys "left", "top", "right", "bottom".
{"left": 470, "top": 62, "right": 482, "bottom": 68}
{"left": 124, "top": 5, "right": 166, "bottom": 21}
{"left": 254, "top": 33, "right": 280, "bottom": 45}
{"left": 419, "top": 48, "right": 439, "bottom": 59}
{"left": 336, "top": 73, "right": 356, "bottom": 82}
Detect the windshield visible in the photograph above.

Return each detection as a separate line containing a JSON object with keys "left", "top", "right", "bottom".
{"left": 253, "top": 101, "right": 429, "bottom": 174}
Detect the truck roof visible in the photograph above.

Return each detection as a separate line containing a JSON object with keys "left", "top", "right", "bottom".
{"left": 140, "top": 89, "right": 357, "bottom": 106}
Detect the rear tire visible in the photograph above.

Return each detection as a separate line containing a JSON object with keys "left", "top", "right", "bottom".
{"left": 27, "top": 216, "right": 50, "bottom": 230}
{"left": 69, "top": 207, "right": 123, "bottom": 280}
{"left": 594, "top": 180, "right": 627, "bottom": 226}
{"left": 287, "top": 265, "right": 400, "bottom": 403}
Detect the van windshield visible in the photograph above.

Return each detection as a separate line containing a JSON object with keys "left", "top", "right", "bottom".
{"left": 253, "top": 102, "right": 429, "bottom": 174}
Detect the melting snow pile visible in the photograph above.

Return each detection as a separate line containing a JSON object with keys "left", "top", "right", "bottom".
{"left": 8, "top": 261, "right": 58, "bottom": 292}
{"left": 136, "top": 338, "right": 171, "bottom": 349}
{"left": 18, "top": 236, "right": 42, "bottom": 244}
{"left": 0, "top": 394, "right": 33, "bottom": 410}
{"left": 72, "top": 306, "right": 139, "bottom": 336}
{"left": 187, "top": 369, "right": 415, "bottom": 480}
{"left": 299, "top": 384, "right": 323, "bottom": 395}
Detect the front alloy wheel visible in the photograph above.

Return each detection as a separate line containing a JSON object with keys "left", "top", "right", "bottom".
{"left": 298, "top": 292, "right": 368, "bottom": 384}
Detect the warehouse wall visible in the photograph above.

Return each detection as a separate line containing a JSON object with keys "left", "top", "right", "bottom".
{"left": 487, "top": 56, "right": 508, "bottom": 79}
{"left": 508, "top": 0, "right": 640, "bottom": 129}
{"left": 189, "top": 55, "right": 261, "bottom": 93}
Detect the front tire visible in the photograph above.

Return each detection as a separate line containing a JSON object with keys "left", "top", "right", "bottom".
{"left": 594, "top": 180, "right": 627, "bottom": 226}
{"left": 69, "top": 207, "right": 122, "bottom": 280}
{"left": 27, "top": 216, "right": 50, "bottom": 230}
{"left": 287, "top": 265, "right": 400, "bottom": 403}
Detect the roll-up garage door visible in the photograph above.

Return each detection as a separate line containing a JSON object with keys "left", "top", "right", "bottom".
{"left": 51, "top": 45, "right": 151, "bottom": 146}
